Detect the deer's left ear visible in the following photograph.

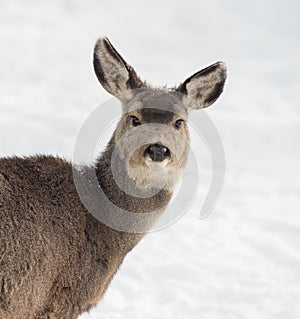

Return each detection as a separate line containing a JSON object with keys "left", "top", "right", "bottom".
{"left": 176, "top": 62, "right": 227, "bottom": 109}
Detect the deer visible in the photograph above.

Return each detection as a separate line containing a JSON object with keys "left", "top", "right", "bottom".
{"left": 0, "top": 36, "right": 226, "bottom": 319}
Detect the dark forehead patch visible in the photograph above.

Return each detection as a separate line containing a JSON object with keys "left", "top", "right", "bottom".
{"left": 140, "top": 108, "right": 175, "bottom": 124}
{"left": 129, "top": 88, "right": 187, "bottom": 121}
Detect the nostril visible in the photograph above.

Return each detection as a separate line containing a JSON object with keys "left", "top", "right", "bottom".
{"left": 149, "top": 144, "right": 164, "bottom": 154}
{"left": 149, "top": 144, "right": 169, "bottom": 156}
{"left": 145, "top": 143, "right": 170, "bottom": 162}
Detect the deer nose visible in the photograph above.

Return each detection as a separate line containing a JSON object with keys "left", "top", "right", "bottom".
{"left": 144, "top": 143, "right": 170, "bottom": 162}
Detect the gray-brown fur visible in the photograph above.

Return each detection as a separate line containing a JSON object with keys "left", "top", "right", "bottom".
{"left": 0, "top": 37, "right": 226, "bottom": 318}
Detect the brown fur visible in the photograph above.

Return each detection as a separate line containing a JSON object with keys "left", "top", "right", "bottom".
{"left": 0, "top": 37, "right": 226, "bottom": 319}
{"left": 0, "top": 153, "right": 171, "bottom": 319}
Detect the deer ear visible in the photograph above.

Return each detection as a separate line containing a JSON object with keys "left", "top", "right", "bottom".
{"left": 93, "top": 37, "right": 144, "bottom": 98}
{"left": 176, "top": 62, "right": 226, "bottom": 109}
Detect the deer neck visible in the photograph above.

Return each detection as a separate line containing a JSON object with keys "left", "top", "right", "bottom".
{"left": 95, "top": 139, "right": 173, "bottom": 236}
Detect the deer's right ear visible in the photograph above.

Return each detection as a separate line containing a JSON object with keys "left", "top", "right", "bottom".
{"left": 93, "top": 37, "right": 144, "bottom": 98}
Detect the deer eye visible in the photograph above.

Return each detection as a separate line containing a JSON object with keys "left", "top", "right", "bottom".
{"left": 130, "top": 116, "right": 141, "bottom": 127}
{"left": 174, "top": 119, "right": 184, "bottom": 129}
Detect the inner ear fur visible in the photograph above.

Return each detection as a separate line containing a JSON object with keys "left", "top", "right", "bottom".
{"left": 176, "top": 61, "right": 227, "bottom": 109}
{"left": 93, "top": 37, "right": 144, "bottom": 98}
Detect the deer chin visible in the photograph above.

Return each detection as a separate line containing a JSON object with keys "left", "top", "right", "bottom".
{"left": 126, "top": 157, "right": 180, "bottom": 193}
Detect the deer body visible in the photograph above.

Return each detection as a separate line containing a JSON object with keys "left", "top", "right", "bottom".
{"left": 0, "top": 37, "right": 226, "bottom": 319}
{"left": 0, "top": 155, "right": 156, "bottom": 318}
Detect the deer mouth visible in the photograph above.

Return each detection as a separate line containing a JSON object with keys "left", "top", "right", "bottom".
{"left": 144, "top": 143, "right": 171, "bottom": 163}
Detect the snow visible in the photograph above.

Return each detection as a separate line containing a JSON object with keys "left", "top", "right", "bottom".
{"left": 0, "top": 0, "right": 300, "bottom": 318}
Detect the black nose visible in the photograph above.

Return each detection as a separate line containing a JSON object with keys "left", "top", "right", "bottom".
{"left": 144, "top": 143, "right": 170, "bottom": 162}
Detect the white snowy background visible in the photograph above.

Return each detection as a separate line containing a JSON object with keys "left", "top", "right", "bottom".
{"left": 1, "top": 0, "right": 300, "bottom": 318}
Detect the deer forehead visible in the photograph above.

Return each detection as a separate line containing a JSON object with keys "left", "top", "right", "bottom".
{"left": 137, "top": 109, "right": 178, "bottom": 124}
{"left": 125, "top": 89, "right": 189, "bottom": 122}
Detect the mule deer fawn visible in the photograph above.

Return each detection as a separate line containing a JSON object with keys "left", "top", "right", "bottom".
{"left": 0, "top": 37, "right": 226, "bottom": 318}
